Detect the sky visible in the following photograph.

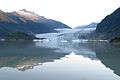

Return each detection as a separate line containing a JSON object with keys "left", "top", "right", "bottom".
{"left": 0, "top": 0, "right": 120, "bottom": 28}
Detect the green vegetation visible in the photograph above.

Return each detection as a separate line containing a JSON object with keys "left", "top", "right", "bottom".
{"left": 110, "top": 36, "right": 120, "bottom": 42}
{"left": 5, "top": 32, "right": 36, "bottom": 41}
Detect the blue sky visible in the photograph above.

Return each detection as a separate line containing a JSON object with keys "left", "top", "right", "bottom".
{"left": 0, "top": 0, "right": 120, "bottom": 28}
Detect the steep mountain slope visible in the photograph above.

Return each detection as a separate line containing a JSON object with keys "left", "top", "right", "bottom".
{"left": 0, "top": 9, "right": 70, "bottom": 38}
{"left": 0, "top": 10, "right": 17, "bottom": 23}
{"left": 95, "top": 7, "right": 120, "bottom": 40}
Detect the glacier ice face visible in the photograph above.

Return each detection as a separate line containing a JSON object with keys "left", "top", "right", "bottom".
{"left": 36, "top": 27, "right": 96, "bottom": 42}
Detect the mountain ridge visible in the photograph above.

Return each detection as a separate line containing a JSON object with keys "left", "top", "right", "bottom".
{"left": 75, "top": 23, "right": 98, "bottom": 29}
{"left": 95, "top": 7, "right": 120, "bottom": 40}
{"left": 0, "top": 9, "right": 71, "bottom": 38}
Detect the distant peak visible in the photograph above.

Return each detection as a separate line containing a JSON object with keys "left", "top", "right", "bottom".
{"left": 0, "top": 9, "right": 4, "bottom": 13}
{"left": 17, "top": 9, "right": 35, "bottom": 14}
{"left": 21, "top": 9, "right": 27, "bottom": 12}
{"left": 18, "top": 9, "right": 26, "bottom": 12}
{"left": 15, "top": 9, "right": 47, "bottom": 22}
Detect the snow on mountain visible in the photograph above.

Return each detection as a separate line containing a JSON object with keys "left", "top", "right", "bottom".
{"left": 15, "top": 9, "right": 70, "bottom": 29}
{"left": 16, "top": 9, "right": 46, "bottom": 22}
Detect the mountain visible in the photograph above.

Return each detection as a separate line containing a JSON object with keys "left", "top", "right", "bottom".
{"left": 75, "top": 23, "right": 98, "bottom": 29}
{"left": 70, "top": 23, "right": 97, "bottom": 40}
{"left": 0, "top": 9, "right": 71, "bottom": 38}
{"left": 95, "top": 7, "right": 120, "bottom": 40}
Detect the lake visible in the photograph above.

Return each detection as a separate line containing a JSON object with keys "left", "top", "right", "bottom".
{"left": 0, "top": 41, "right": 120, "bottom": 80}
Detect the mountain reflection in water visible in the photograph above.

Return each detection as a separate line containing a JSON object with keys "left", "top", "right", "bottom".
{"left": 0, "top": 41, "right": 120, "bottom": 80}
{"left": 0, "top": 41, "right": 69, "bottom": 71}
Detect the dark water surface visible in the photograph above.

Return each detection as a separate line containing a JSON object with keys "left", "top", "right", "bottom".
{"left": 0, "top": 41, "right": 120, "bottom": 80}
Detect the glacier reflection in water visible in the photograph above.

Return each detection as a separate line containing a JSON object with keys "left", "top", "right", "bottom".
{"left": 0, "top": 41, "right": 120, "bottom": 80}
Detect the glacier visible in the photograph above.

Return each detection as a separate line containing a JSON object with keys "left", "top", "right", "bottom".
{"left": 36, "top": 27, "right": 96, "bottom": 42}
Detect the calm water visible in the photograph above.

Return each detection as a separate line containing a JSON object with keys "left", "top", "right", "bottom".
{"left": 0, "top": 41, "right": 120, "bottom": 80}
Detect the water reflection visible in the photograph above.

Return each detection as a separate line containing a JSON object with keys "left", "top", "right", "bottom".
{"left": 35, "top": 41, "right": 97, "bottom": 59}
{"left": 94, "top": 43, "right": 120, "bottom": 77}
{"left": 0, "top": 41, "right": 69, "bottom": 71}
{"left": 0, "top": 41, "right": 120, "bottom": 80}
